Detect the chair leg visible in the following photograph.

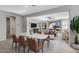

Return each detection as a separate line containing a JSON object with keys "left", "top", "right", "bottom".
{"left": 18, "top": 45, "right": 20, "bottom": 53}
{"left": 35, "top": 51, "right": 37, "bottom": 53}
{"left": 15, "top": 43, "right": 17, "bottom": 51}
{"left": 42, "top": 40, "right": 44, "bottom": 53}
{"left": 38, "top": 39, "right": 40, "bottom": 43}
{"left": 42, "top": 48, "right": 43, "bottom": 53}
{"left": 23, "top": 47, "right": 26, "bottom": 53}
{"left": 37, "top": 50, "right": 39, "bottom": 53}
{"left": 12, "top": 42, "right": 14, "bottom": 49}
{"left": 47, "top": 40, "right": 50, "bottom": 47}
{"left": 28, "top": 48, "right": 29, "bottom": 53}
{"left": 42, "top": 40, "right": 44, "bottom": 47}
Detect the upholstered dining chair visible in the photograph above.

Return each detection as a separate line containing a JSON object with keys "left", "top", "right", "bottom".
{"left": 11, "top": 34, "right": 20, "bottom": 51}
{"left": 27, "top": 37, "right": 43, "bottom": 53}
{"left": 18, "top": 36, "right": 28, "bottom": 53}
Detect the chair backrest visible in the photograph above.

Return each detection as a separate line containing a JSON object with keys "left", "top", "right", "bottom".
{"left": 12, "top": 34, "right": 17, "bottom": 42}
{"left": 18, "top": 36, "right": 26, "bottom": 45}
{"left": 27, "top": 37, "right": 36, "bottom": 51}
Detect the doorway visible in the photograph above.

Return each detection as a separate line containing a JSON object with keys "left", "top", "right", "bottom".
{"left": 6, "top": 16, "right": 16, "bottom": 39}
{"left": 10, "top": 16, "right": 16, "bottom": 35}
{"left": 6, "top": 17, "right": 10, "bottom": 39}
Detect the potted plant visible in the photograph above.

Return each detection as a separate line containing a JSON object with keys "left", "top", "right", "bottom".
{"left": 75, "top": 16, "right": 79, "bottom": 44}
{"left": 70, "top": 16, "right": 79, "bottom": 49}
{"left": 70, "top": 16, "right": 79, "bottom": 44}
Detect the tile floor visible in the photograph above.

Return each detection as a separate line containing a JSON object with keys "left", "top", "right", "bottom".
{"left": 0, "top": 38, "right": 77, "bottom": 53}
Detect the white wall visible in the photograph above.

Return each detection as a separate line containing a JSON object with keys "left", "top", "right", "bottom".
{"left": 70, "top": 6, "right": 79, "bottom": 19}
{"left": 61, "top": 19, "right": 69, "bottom": 32}
{"left": 26, "top": 18, "right": 31, "bottom": 34}
{"left": 22, "top": 16, "right": 27, "bottom": 32}
{"left": 0, "top": 11, "right": 24, "bottom": 41}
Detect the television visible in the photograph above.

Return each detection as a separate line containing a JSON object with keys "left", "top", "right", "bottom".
{"left": 31, "top": 23, "right": 37, "bottom": 28}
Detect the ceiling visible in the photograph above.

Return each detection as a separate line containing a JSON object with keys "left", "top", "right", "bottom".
{"left": 29, "top": 11, "right": 69, "bottom": 21}
{"left": 0, "top": 5, "right": 62, "bottom": 16}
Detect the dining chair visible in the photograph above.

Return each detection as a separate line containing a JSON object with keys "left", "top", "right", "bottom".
{"left": 18, "top": 36, "right": 28, "bottom": 53}
{"left": 27, "top": 37, "right": 43, "bottom": 53}
{"left": 11, "top": 34, "right": 20, "bottom": 51}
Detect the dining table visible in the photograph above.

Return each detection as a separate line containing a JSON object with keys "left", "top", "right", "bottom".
{"left": 19, "top": 33, "right": 48, "bottom": 39}
{"left": 18, "top": 32, "right": 49, "bottom": 43}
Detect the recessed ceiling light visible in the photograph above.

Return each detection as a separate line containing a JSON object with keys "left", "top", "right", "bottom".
{"left": 32, "top": 5, "right": 36, "bottom": 6}
{"left": 24, "top": 5, "right": 28, "bottom": 8}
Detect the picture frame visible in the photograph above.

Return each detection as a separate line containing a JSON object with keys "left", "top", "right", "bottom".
{"left": 42, "top": 22, "right": 47, "bottom": 30}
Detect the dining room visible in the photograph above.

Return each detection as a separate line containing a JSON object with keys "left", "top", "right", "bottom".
{"left": 8, "top": 11, "right": 74, "bottom": 53}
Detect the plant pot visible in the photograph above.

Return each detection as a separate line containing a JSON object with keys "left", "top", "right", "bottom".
{"left": 72, "top": 44, "right": 79, "bottom": 50}
{"left": 77, "top": 33, "right": 79, "bottom": 43}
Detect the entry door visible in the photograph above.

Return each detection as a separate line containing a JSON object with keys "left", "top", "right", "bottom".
{"left": 6, "top": 17, "right": 10, "bottom": 39}
{"left": 10, "top": 16, "right": 16, "bottom": 35}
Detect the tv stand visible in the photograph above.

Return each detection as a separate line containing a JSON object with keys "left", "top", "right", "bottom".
{"left": 31, "top": 28, "right": 39, "bottom": 33}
